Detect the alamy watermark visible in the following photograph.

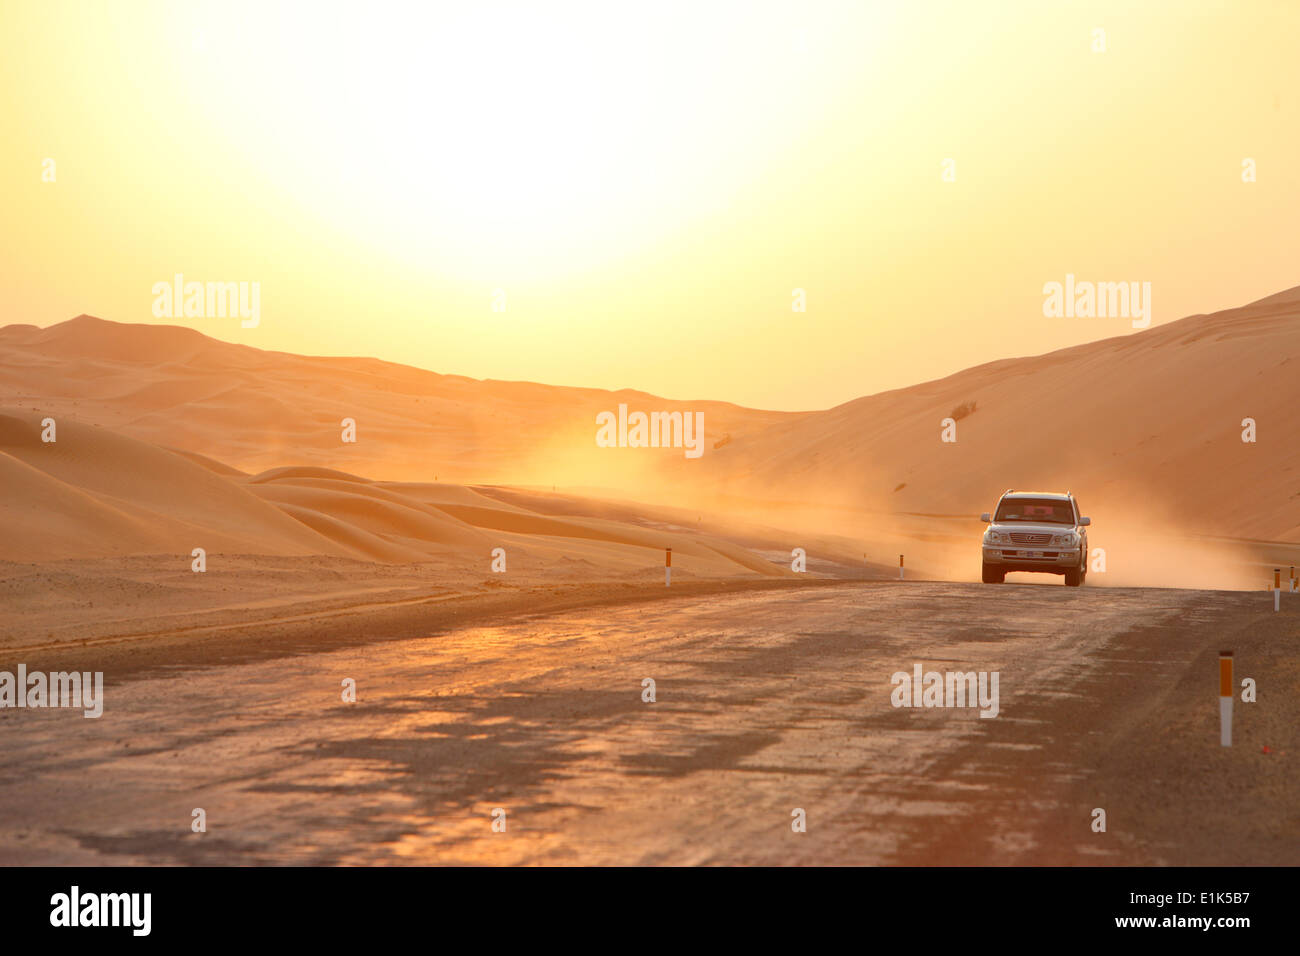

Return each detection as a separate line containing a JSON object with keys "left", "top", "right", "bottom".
{"left": 1043, "top": 274, "right": 1150, "bottom": 329}
{"left": 50, "top": 886, "right": 150, "bottom": 936}
{"left": 595, "top": 403, "right": 705, "bottom": 459}
{"left": 152, "top": 273, "right": 260, "bottom": 328}
{"left": 891, "top": 664, "right": 999, "bottom": 718}
{"left": 1, "top": 665, "right": 104, "bottom": 718}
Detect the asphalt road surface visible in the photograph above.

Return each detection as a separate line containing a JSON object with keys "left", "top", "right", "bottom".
{"left": 1, "top": 582, "right": 1294, "bottom": 865}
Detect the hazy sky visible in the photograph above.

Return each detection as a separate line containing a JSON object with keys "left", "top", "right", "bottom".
{"left": 2, "top": 0, "right": 1297, "bottom": 410}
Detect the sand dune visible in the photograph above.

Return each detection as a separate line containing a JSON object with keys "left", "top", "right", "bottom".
{"left": 0, "top": 413, "right": 349, "bottom": 560}
{"left": 711, "top": 286, "right": 1300, "bottom": 544}
{"left": 2, "top": 286, "right": 1297, "bottom": 587}
{"left": 0, "top": 314, "right": 790, "bottom": 486}
{"left": 0, "top": 408, "right": 795, "bottom": 582}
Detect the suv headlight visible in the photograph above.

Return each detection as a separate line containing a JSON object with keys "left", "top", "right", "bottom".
{"left": 985, "top": 531, "right": 1007, "bottom": 545}
{"left": 1052, "top": 532, "right": 1079, "bottom": 547}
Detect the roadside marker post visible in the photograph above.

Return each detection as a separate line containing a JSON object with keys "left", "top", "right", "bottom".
{"left": 1291, "top": 566, "right": 1296, "bottom": 593}
{"left": 1219, "top": 651, "right": 1233, "bottom": 747}
{"left": 899, "top": 554, "right": 904, "bottom": 581}
{"left": 665, "top": 548, "right": 671, "bottom": 587}
{"left": 1274, "top": 568, "right": 1281, "bottom": 612}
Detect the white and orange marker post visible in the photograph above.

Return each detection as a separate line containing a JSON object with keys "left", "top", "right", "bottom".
{"left": 1274, "top": 568, "right": 1281, "bottom": 612}
{"left": 665, "top": 548, "right": 672, "bottom": 587}
{"left": 1291, "top": 565, "right": 1296, "bottom": 593}
{"left": 1219, "top": 650, "right": 1233, "bottom": 747}
{"left": 899, "top": 554, "right": 904, "bottom": 581}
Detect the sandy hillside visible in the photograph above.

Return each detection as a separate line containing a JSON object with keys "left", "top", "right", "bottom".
{"left": 2, "top": 285, "right": 1298, "bottom": 588}
{"left": 0, "top": 315, "right": 793, "bottom": 487}
{"left": 0, "top": 411, "right": 806, "bottom": 586}
{"left": 709, "top": 284, "right": 1300, "bottom": 544}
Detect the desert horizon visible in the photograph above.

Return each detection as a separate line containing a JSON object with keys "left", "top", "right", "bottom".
{"left": 4, "top": 281, "right": 1297, "bottom": 593}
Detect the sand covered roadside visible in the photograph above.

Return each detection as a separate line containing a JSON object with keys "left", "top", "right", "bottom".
{"left": 884, "top": 587, "right": 1300, "bottom": 866}
{"left": 0, "top": 553, "right": 862, "bottom": 678}
{"left": 1083, "top": 596, "right": 1300, "bottom": 865}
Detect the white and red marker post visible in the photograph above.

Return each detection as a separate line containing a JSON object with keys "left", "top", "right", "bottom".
{"left": 899, "top": 554, "right": 904, "bottom": 581}
{"left": 665, "top": 547, "right": 671, "bottom": 587}
{"left": 1274, "top": 568, "right": 1281, "bottom": 612}
{"left": 1219, "top": 650, "right": 1233, "bottom": 747}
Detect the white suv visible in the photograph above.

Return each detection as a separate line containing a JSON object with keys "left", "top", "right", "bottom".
{"left": 980, "top": 490, "right": 1091, "bottom": 586}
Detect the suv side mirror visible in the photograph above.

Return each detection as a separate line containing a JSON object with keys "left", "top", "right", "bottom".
{"left": 980, "top": 513, "right": 991, "bottom": 523}
{"left": 1079, "top": 516, "right": 1091, "bottom": 526}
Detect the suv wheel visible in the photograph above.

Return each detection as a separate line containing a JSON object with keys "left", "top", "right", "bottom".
{"left": 1064, "top": 555, "right": 1084, "bottom": 587}
{"left": 981, "top": 562, "right": 1005, "bottom": 584}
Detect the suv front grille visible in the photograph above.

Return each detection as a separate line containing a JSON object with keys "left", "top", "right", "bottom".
{"left": 1009, "top": 532, "right": 1052, "bottom": 545}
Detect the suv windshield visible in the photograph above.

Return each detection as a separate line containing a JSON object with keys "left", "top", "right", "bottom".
{"left": 994, "top": 497, "right": 1075, "bottom": 524}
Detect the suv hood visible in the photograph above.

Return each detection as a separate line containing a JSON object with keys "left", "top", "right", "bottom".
{"left": 988, "top": 522, "right": 1076, "bottom": 534}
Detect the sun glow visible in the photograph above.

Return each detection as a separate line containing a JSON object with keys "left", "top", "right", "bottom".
{"left": 3, "top": 1, "right": 1297, "bottom": 409}
{"left": 165, "top": 1, "right": 882, "bottom": 280}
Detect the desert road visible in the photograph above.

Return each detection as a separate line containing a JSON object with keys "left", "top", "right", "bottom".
{"left": 1, "top": 582, "right": 1295, "bottom": 865}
